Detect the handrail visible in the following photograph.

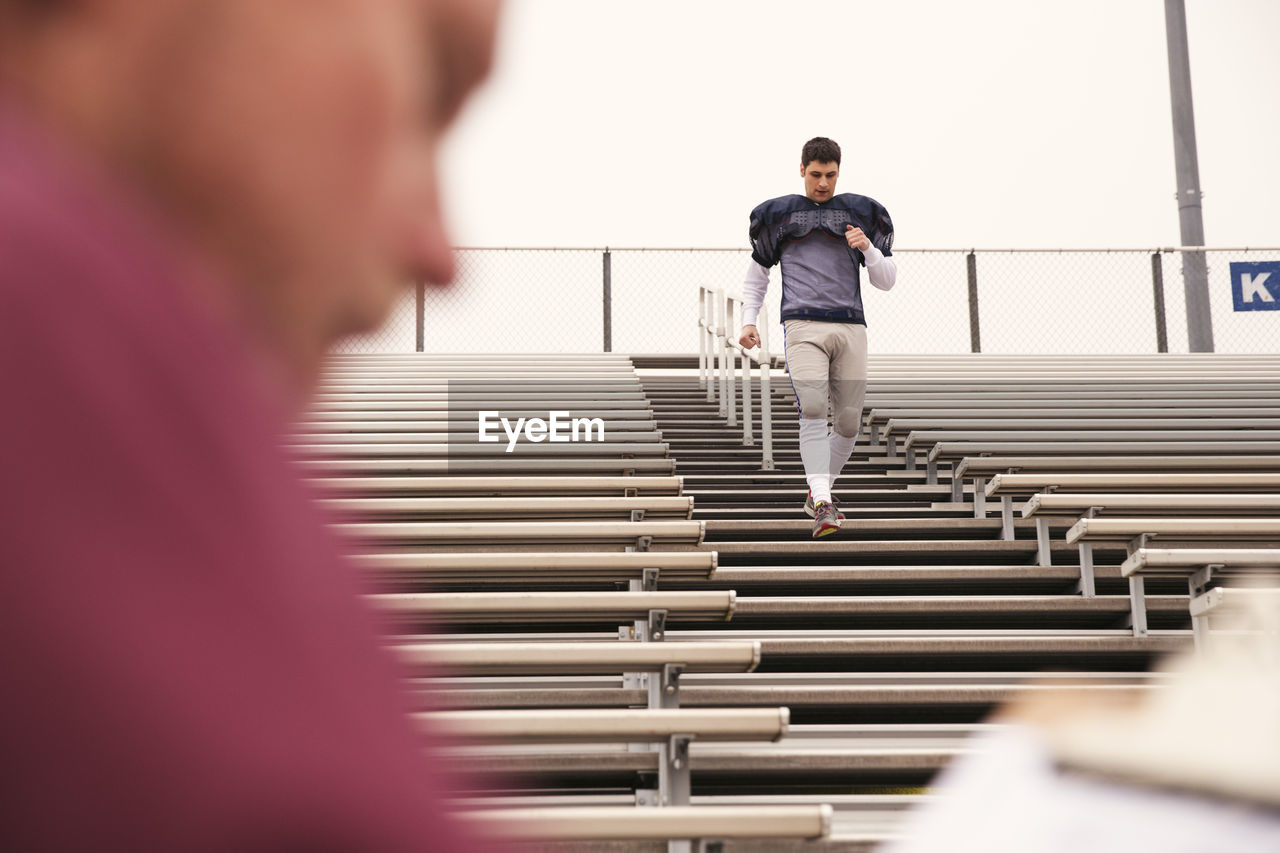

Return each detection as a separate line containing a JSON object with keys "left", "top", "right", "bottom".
{"left": 698, "top": 286, "right": 775, "bottom": 470}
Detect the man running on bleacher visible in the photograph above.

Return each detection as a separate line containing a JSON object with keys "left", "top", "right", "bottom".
{"left": 738, "top": 137, "right": 897, "bottom": 538}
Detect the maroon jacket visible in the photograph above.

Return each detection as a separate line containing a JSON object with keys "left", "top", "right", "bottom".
{"left": 0, "top": 104, "right": 485, "bottom": 851}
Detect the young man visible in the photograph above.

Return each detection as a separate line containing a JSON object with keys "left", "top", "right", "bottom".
{"left": 738, "top": 137, "right": 897, "bottom": 538}
{"left": 1, "top": 1, "right": 499, "bottom": 849}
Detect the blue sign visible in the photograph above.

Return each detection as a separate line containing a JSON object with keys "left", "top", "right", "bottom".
{"left": 1230, "top": 261, "right": 1280, "bottom": 312}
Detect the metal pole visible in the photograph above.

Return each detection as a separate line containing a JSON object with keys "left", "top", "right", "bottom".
{"left": 704, "top": 289, "right": 716, "bottom": 403}
{"left": 414, "top": 281, "right": 425, "bottom": 352}
{"left": 1164, "top": 0, "right": 1214, "bottom": 352}
{"left": 725, "top": 297, "right": 738, "bottom": 429}
{"left": 697, "top": 287, "right": 707, "bottom": 391}
{"left": 966, "top": 252, "right": 981, "bottom": 353}
{"left": 1151, "top": 252, "right": 1169, "bottom": 353}
{"left": 715, "top": 288, "right": 728, "bottom": 418}
{"left": 741, "top": 309, "right": 753, "bottom": 446}
{"left": 602, "top": 249, "right": 612, "bottom": 353}
{"left": 758, "top": 306, "right": 775, "bottom": 470}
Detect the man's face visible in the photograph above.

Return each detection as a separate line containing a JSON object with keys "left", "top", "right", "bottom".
{"left": 801, "top": 160, "right": 839, "bottom": 203}
{"left": 129, "top": 0, "right": 499, "bottom": 387}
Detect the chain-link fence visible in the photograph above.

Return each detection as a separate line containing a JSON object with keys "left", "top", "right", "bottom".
{"left": 337, "top": 247, "right": 1279, "bottom": 355}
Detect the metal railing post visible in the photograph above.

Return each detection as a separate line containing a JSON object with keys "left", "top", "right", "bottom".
{"left": 1151, "top": 252, "right": 1169, "bottom": 353}
{"left": 966, "top": 251, "right": 981, "bottom": 354}
{"left": 602, "top": 248, "right": 612, "bottom": 353}
{"left": 715, "top": 288, "right": 728, "bottom": 418}
{"left": 740, "top": 301, "right": 753, "bottom": 446}
{"left": 758, "top": 306, "right": 775, "bottom": 470}
{"left": 724, "top": 294, "right": 737, "bottom": 428}
{"left": 697, "top": 286, "right": 707, "bottom": 390}
{"left": 414, "top": 281, "right": 425, "bottom": 352}
{"left": 703, "top": 288, "right": 716, "bottom": 402}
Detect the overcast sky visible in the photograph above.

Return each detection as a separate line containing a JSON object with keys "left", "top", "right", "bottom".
{"left": 440, "top": 0, "right": 1280, "bottom": 251}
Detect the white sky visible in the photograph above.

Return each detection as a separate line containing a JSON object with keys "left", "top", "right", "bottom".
{"left": 441, "top": 0, "right": 1280, "bottom": 250}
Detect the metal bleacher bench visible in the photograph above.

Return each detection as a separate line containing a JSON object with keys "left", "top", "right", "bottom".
{"left": 393, "top": 640, "right": 761, "bottom": 676}
{"left": 310, "top": 475, "right": 684, "bottom": 497}
{"left": 318, "top": 495, "right": 694, "bottom": 522}
{"left": 1065, "top": 518, "right": 1280, "bottom": 633}
{"left": 300, "top": 456, "right": 677, "bottom": 475}
{"left": 354, "top": 549, "right": 717, "bottom": 584}
{"left": 457, "top": 804, "right": 833, "bottom": 844}
{"left": 877, "top": 416, "right": 1280, "bottom": 458}
{"left": 368, "top": 590, "right": 735, "bottom": 626}
{"left": 1121, "top": 548, "right": 1280, "bottom": 643}
{"left": 336, "top": 519, "right": 704, "bottom": 551}
{"left": 950, "top": 453, "right": 1280, "bottom": 501}
{"left": 983, "top": 472, "right": 1280, "bottom": 530}
{"left": 909, "top": 431, "right": 1280, "bottom": 482}
{"left": 420, "top": 706, "right": 789, "bottom": 743}
{"left": 1020, "top": 494, "right": 1280, "bottom": 593}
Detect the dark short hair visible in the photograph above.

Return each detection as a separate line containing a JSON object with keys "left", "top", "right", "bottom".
{"left": 801, "top": 137, "right": 841, "bottom": 168}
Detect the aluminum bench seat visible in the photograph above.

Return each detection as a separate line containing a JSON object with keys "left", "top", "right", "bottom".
{"left": 291, "top": 426, "right": 658, "bottom": 442}
{"left": 420, "top": 629, "right": 1188, "bottom": 668}
{"left": 907, "top": 429, "right": 1280, "bottom": 468}
{"left": 986, "top": 472, "right": 1280, "bottom": 499}
{"left": 1120, "top": 548, "right": 1280, "bottom": 642}
{"left": 1066, "top": 517, "right": 1280, "bottom": 547}
{"left": 394, "top": 640, "right": 760, "bottom": 675}
{"left": 311, "top": 475, "right": 683, "bottom": 497}
{"left": 353, "top": 549, "right": 716, "bottom": 583}
{"left": 301, "top": 458, "right": 677, "bottom": 475}
{"left": 308, "top": 398, "right": 653, "bottom": 413}
{"left": 1121, "top": 548, "right": 1280, "bottom": 576}
{"left": 1022, "top": 493, "right": 1280, "bottom": 520}
{"left": 934, "top": 443, "right": 1280, "bottom": 488}
{"left": 420, "top": 707, "right": 790, "bottom": 743}
{"left": 368, "top": 590, "right": 735, "bottom": 623}
{"left": 420, "top": 671, "right": 1163, "bottom": 713}
{"left": 953, "top": 454, "right": 1280, "bottom": 504}
{"left": 338, "top": 519, "right": 704, "bottom": 550}
{"left": 443, "top": 730, "right": 963, "bottom": 781}
{"left": 320, "top": 495, "right": 694, "bottom": 521}
{"left": 981, "top": 474, "right": 1280, "bottom": 535}
{"left": 293, "top": 417, "right": 657, "bottom": 433}
{"left": 457, "top": 804, "right": 832, "bottom": 843}
{"left": 1189, "top": 586, "right": 1280, "bottom": 620}
{"left": 287, "top": 440, "right": 670, "bottom": 459}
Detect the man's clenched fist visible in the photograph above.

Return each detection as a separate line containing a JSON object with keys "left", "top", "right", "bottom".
{"left": 739, "top": 325, "right": 761, "bottom": 349}
{"left": 845, "top": 225, "right": 871, "bottom": 251}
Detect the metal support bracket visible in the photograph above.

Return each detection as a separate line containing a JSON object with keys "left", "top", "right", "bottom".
{"left": 659, "top": 734, "right": 693, "bottom": 806}
{"left": 1036, "top": 516, "right": 1052, "bottom": 567}
{"left": 635, "top": 535, "right": 653, "bottom": 552}
{"left": 631, "top": 509, "right": 646, "bottom": 522}
{"left": 648, "top": 608, "right": 668, "bottom": 642}
{"left": 1129, "top": 573, "right": 1148, "bottom": 637}
{"left": 652, "top": 662, "right": 684, "bottom": 709}
{"left": 1001, "top": 495, "right": 1015, "bottom": 541}
{"left": 1077, "top": 543, "right": 1097, "bottom": 599}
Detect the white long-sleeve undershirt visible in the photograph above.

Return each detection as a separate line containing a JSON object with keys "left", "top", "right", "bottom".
{"left": 741, "top": 244, "right": 897, "bottom": 328}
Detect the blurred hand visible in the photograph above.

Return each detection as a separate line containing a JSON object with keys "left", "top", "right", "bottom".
{"left": 739, "top": 325, "right": 760, "bottom": 349}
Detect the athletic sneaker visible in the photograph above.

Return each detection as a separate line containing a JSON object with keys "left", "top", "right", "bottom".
{"left": 804, "top": 491, "right": 845, "bottom": 520}
{"left": 811, "top": 501, "right": 842, "bottom": 538}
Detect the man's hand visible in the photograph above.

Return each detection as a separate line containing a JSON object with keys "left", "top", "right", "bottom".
{"left": 739, "top": 325, "right": 761, "bottom": 349}
{"left": 845, "top": 225, "right": 871, "bottom": 252}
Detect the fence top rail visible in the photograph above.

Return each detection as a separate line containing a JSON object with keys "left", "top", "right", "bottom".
{"left": 456, "top": 245, "right": 1280, "bottom": 254}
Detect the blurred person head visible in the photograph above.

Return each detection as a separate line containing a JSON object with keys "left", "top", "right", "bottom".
{"left": 0, "top": 0, "right": 499, "bottom": 398}
{"left": 800, "top": 136, "right": 840, "bottom": 202}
